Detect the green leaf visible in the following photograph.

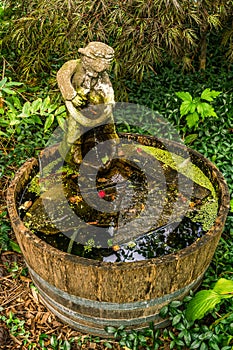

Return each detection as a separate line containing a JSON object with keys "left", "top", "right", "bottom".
{"left": 0, "top": 130, "right": 8, "bottom": 137}
{"left": 180, "top": 100, "right": 193, "bottom": 116}
{"left": 10, "top": 119, "right": 20, "bottom": 126}
{"left": 230, "top": 199, "right": 233, "bottom": 213}
{"left": 172, "top": 314, "right": 182, "bottom": 326}
{"left": 48, "top": 104, "right": 57, "bottom": 114}
{"left": 22, "top": 101, "right": 31, "bottom": 116}
{"left": 0, "top": 77, "right": 7, "bottom": 88}
{"left": 55, "top": 105, "right": 66, "bottom": 115}
{"left": 197, "top": 102, "right": 216, "bottom": 118}
{"left": 2, "top": 87, "right": 16, "bottom": 95}
{"left": 31, "top": 98, "right": 42, "bottom": 113}
{"left": 200, "top": 342, "right": 208, "bottom": 350}
{"left": 213, "top": 278, "right": 233, "bottom": 296}
{"left": 201, "top": 88, "right": 221, "bottom": 101}
{"left": 62, "top": 340, "right": 71, "bottom": 350}
{"left": 9, "top": 241, "right": 21, "bottom": 253}
{"left": 56, "top": 115, "right": 66, "bottom": 131}
{"left": 31, "top": 115, "right": 43, "bottom": 125}
{"left": 41, "top": 96, "right": 51, "bottom": 113}
{"left": 205, "top": 106, "right": 217, "bottom": 118}
{"left": 159, "top": 305, "right": 168, "bottom": 317}
{"left": 185, "top": 290, "right": 222, "bottom": 321}
{"left": 105, "top": 326, "right": 117, "bottom": 334}
{"left": 176, "top": 91, "right": 193, "bottom": 102}
{"left": 184, "top": 133, "right": 198, "bottom": 144}
{"left": 183, "top": 330, "right": 192, "bottom": 346}
{"left": 190, "top": 340, "right": 201, "bottom": 349}
{"left": 12, "top": 96, "right": 22, "bottom": 110}
{"left": 44, "top": 114, "right": 54, "bottom": 132}
{"left": 6, "top": 81, "right": 23, "bottom": 87}
{"left": 186, "top": 112, "right": 199, "bottom": 128}
{"left": 169, "top": 300, "right": 183, "bottom": 308}
{"left": 50, "top": 335, "right": 58, "bottom": 347}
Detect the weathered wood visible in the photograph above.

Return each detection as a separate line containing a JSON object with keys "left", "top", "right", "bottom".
{"left": 7, "top": 135, "right": 230, "bottom": 336}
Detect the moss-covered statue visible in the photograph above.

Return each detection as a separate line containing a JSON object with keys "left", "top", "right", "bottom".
{"left": 57, "top": 41, "right": 119, "bottom": 166}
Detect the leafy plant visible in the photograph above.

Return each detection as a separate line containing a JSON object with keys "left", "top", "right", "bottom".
{"left": 0, "top": 312, "right": 74, "bottom": 349}
{"left": 186, "top": 278, "right": 233, "bottom": 322}
{"left": 0, "top": 76, "right": 22, "bottom": 98}
{"left": 0, "top": 311, "right": 30, "bottom": 343}
{"left": 0, "top": 211, "right": 21, "bottom": 253}
{"left": 2, "top": 0, "right": 233, "bottom": 81}
{"left": 0, "top": 77, "right": 66, "bottom": 135}
{"left": 176, "top": 88, "right": 221, "bottom": 130}
{"left": 160, "top": 296, "right": 233, "bottom": 350}
{"left": 105, "top": 323, "right": 162, "bottom": 349}
{"left": 230, "top": 198, "right": 233, "bottom": 213}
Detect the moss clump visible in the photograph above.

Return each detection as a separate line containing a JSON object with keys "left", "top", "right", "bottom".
{"left": 28, "top": 175, "right": 41, "bottom": 196}
{"left": 187, "top": 200, "right": 218, "bottom": 231}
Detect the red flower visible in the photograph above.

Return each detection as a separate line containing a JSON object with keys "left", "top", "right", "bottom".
{"left": 136, "top": 147, "right": 142, "bottom": 153}
{"left": 98, "top": 190, "right": 106, "bottom": 198}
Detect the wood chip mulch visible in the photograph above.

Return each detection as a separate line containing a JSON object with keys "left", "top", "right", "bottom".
{"left": 0, "top": 251, "right": 122, "bottom": 350}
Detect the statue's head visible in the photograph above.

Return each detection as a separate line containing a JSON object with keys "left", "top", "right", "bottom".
{"left": 78, "top": 42, "right": 114, "bottom": 73}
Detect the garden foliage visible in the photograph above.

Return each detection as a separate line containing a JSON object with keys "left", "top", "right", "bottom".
{"left": 1, "top": 0, "right": 233, "bottom": 80}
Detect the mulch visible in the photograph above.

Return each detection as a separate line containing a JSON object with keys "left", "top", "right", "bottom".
{"left": 0, "top": 251, "right": 122, "bottom": 349}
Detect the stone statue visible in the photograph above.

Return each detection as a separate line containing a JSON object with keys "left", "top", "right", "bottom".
{"left": 57, "top": 41, "right": 119, "bottom": 166}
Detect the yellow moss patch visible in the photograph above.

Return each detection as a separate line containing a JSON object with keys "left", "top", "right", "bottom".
{"left": 140, "top": 146, "right": 216, "bottom": 198}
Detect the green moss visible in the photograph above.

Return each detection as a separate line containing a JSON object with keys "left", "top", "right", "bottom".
{"left": 56, "top": 164, "right": 79, "bottom": 176}
{"left": 121, "top": 144, "right": 218, "bottom": 231}
{"left": 28, "top": 175, "right": 41, "bottom": 196}
{"left": 187, "top": 200, "right": 218, "bottom": 231}
{"left": 42, "top": 157, "right": 63, "bottom": 176}
{"left": 140, "top": 146, "right": 216, "bottom": 198}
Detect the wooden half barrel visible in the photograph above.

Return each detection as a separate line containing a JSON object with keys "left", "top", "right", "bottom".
{"left": 7, "top": 134, "right": 230, "bottom": 336}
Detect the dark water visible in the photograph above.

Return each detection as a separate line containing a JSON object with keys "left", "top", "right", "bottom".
{"left": 19, "top": 142, "right": 213, "bottom": 262}
{"left": 32, "top": 217, "right": 204, "bottom": 262}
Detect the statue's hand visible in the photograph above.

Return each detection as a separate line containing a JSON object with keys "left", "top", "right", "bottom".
{"left": 72, "top": 94, "right": 87, "bottom": 107}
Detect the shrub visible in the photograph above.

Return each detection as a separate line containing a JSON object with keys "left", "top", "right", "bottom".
{"left": 2, "top": 0, "right": 233, "bottom": 81}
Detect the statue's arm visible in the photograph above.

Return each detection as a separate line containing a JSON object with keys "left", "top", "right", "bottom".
{"left": 57, "top": 60, "right": 78, "bottom": 101}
